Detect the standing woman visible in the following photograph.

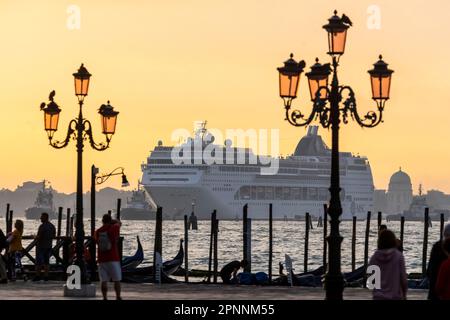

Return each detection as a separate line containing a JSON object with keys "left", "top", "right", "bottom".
{"left": 7, "top": 219, "right": 24, "bottom": 281}
{"left": 369, "top": 229, "right": 408, "bottom": 300}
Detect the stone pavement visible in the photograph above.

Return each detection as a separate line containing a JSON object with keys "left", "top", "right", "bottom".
{"left": 0, "top": 281, "right": 428, "bottom": 300}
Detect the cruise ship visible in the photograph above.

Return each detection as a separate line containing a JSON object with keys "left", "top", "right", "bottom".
{"left": 141, "top": 122, "right": 374, "bottom": 219}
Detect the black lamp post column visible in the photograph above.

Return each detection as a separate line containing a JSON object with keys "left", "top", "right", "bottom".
{"left": 325, "top": 57, "right": 344, "bottom": 300}
{"left": 75, "top": 102, "right": 87, "bottom": 283}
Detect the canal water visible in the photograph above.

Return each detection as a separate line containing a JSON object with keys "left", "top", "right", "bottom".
{"left": 1, "top": 218, "right": 442, "bottom": 275}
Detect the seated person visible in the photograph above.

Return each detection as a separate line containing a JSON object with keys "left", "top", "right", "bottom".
{"left": 219, "top": 259, "right": 248, "bottom": 284}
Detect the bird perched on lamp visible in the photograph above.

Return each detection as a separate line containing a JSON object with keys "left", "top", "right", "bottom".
{"left": 341, "top": 13, "right": 352, "bottom": 27}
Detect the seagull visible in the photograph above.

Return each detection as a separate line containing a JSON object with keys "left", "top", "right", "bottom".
{"left": 49, "top": 90, "right": 55, "bottom": 101}
{"left": 341, "top": 14, "right": 352, "bottom": 27}
{"left": 298, "top": 60, "right": 306, "bottom": 70}
{"left": 40, "top": 102, "right": 46, "bottom": 110}
{"left": 322, "top": 63, "right": 332, "bottom": 72}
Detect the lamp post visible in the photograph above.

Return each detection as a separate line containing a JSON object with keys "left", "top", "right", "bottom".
{"left": 40, "top": 64, "right": 120, "bottom": 290}
{"left": 276, "top": 10, "right": 393, "bottom": 300}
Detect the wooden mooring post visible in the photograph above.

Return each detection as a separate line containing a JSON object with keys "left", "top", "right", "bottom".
{"left": 323, "top": 204, "right": 328, "bottom": 269}
{"left": 66, "top": 208, "right": 71, "bottom": 236}
{"left": 377, "top": 211, "right": 382, "bottom": 230}
{"left": 440, "top": 213, "right": 445, "bottom": 241}
{"left": 352, "top": 216, "right": 357, "bottom": 272}
{"left": 5, "top": 203, "right": 10, "bottom": 233}
{"left": 363, "top": 211, "right": 371, "bottom": 287}
{"left": 7, "top": 209, "right": 13, "bottom": 234}
{"left": 207, "top": 210, "right": 216, "bottom": 283}
{"left": 213, "top": 216, "right": 219, "bottom": 284}
{"left": 243, "top": 204, "right": 250, "bottom": 272}
{"left": 116, "top": 198, "right": 122, "bottom": 220}
{"left": 116, "top": 198, "right": 123, "bottom": 263}
{"left": 304, "top": 212, "right": 310, "bottom": 273}
{"left": 153, "top": 207, "right": 163, "bottom": 280}
{"left": 364, "top": 211, "right": 371, "bottom": 269}
{"left": 400, "top": 215, "right": 405, "bottom": 248}
{"left": 422, "top": 207, "right": 429, "bottom": 277}
{"left": 184, "top": 214, "right": 189, "bottom": 283}
{"left": 268, "top": 203, "right": 273, "bottom": 283}
{"left": 57, "top": 207, "right": 63, "bottom": 238}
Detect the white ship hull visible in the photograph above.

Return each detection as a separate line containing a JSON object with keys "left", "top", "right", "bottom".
{"left": 142, "top": 177, "right": 368, "bottom": 219}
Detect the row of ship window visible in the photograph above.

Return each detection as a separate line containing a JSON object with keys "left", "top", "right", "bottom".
{"left": 233, "top": 185, "right": 347, "bottom": 201}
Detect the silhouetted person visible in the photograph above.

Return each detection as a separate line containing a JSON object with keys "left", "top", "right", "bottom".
{"left": 95, "top": 214, "right": 122, "bottom": 300}
{"left": 34, "top": 213, "right": 56, "bottom": 281}
{"left": 220, "top": 260, "right": 248, "bottom": 284}
{"left": 7, "top": 219, "right": 24, "bottom": 281}
{"left": 427, "top": 224, "right": 450, "bottom": 300}
{"left": 369, "top": 229, "right": 407, "bottom": 300}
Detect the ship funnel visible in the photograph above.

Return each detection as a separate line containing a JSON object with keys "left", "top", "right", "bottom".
{"left": 307, "top": 125, "right": 319, "bottom": 136}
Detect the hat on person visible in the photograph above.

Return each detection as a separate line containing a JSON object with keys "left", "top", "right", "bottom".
{"left": 444, "top": 223, "right": 450, "bottom": 238}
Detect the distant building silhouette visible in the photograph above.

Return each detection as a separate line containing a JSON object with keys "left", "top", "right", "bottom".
{"left": 386, "top": 168, "right": 413, "bottom": 214}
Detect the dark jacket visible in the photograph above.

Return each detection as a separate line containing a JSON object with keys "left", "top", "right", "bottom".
{"left": 427, "top": 240, "right": 448, "bottom": 300}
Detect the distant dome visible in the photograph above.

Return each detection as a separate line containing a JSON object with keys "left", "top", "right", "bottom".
{"left": 389, "top": 169, "right": 411, "bottom": 185}
{"left": 388, "top": 168, "right": 412, "bottom": 192}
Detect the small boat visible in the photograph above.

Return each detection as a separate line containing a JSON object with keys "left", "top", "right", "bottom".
{"left": 25, "top": 180, "right": 57, "bottom": 220}
{"left": 120, "top": 186, "right": 156, "bottom": 220}
{"left": 122, "top": 236, "right": 144, "bottom": 270}
{"left": 163, "top": 239, "right": 184, "bottom": 275}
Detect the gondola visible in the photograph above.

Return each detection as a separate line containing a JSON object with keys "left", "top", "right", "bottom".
{"left": 163, "top": 239, "right": 184, "bottom": 275}
{"left": 122, "top": 236, "right": 144, "bottom": 270}
{"left": 121, "top": 239, "right": 184, "bottom": 283}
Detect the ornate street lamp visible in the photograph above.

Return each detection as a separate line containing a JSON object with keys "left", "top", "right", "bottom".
{"left": 276, "top": 11, "right": 394, "bottom": 300}
{"left": 40, "top": 64, "right": 119, "bottom": 295}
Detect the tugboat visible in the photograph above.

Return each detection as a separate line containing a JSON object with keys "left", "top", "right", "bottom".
{"left": 25, "top": 180, "right": 57, "bottom": 220}
{"left": 120, "top": 185, "right": 155, "bottom": 220}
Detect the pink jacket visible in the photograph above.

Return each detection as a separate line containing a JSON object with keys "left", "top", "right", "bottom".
{"left": 369, "top": 248, "right": 408, "bottom": 300}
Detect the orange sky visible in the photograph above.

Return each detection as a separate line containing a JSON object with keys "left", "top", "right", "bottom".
{"left": 0, "top": 0, "right": 449, "bottom": 194}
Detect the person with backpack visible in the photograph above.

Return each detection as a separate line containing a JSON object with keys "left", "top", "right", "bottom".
{"left": 94, "top": 214, "right": 122, "bottom": 300}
